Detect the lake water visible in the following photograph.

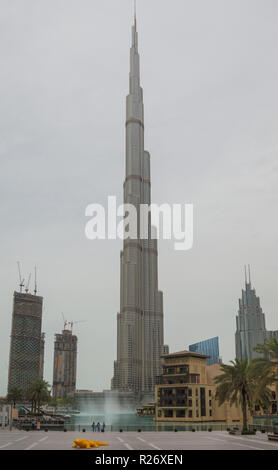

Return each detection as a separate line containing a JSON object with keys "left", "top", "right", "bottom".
{"left": 67, "top": 412, "right": 153, "bottom": 431}
{"left": 66, "top": 412, "right": 231, "bottom": 432}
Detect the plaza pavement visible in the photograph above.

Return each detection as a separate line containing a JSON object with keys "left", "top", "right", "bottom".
{"left": 0, "top": 430, "right": 278, "bottom": 450}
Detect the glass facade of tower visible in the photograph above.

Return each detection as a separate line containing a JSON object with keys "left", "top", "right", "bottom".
{"left": 235, "top": 273, "right": 278, "bottom": 363}
{"left": 8, "top": 291, "right": 43, "bottom": 392}
{"left": 189, "top": 337, "right": 220, "bottom": 366}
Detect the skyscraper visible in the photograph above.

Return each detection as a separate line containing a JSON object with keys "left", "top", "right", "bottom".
{"left": 8, "top": 291, "right": 43, "bottom": 393}
{"left": 112, "top": 13, "right": 167, "bottom": 398}
{"left": 52, "top": 328, "right": 77, "bottom": 399}
{"left": 189, "top": 337, "right": 220, "bottom": 365}
{"left": 39, "top": 332, "right": 45, "bottom": 379}
{"left": 235, "top": 266, "right": 278, "bottom": 362}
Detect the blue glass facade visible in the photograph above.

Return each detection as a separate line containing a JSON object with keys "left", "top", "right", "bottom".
{"left": 189, "top": 337, "right": 220, "bottom": 365}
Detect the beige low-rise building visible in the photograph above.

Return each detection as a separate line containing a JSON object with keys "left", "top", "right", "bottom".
{"left": 155, "top": 350, "right": 243, "bottom": 423}
{"left": 137, "top": 403, "right": 155, "bottom": 416}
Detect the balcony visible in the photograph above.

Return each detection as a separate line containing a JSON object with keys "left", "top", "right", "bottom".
{"left": 158, "top": 400, "right": 188, "bottom": 408}
{"left": 163, "top": 368, "right": 189, "bottom": 376}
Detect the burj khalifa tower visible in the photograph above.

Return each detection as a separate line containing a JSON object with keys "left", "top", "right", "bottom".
{"left": 112, "top": 10, "right": 168, "bottom": 399}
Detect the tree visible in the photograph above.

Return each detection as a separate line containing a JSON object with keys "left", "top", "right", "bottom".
{"left": 27, "top": 379, "right": 51, "bottom": 414}
{"left": 47, "top": 397, "right": 58, "bottom": 411}
{"left": 57, "top": 396, "right": 76, "bottom": 409}
{"left": 7, "top": 386, "right": 23, "bottom": 409}
{"left": 253, "top": 338, "right": 278, "bottom": 409}
{"left": 254, "top": 338, "right": 278, "bottom": 360}
{"left": 214, "top": 358, "right": 274, "bottom": 433}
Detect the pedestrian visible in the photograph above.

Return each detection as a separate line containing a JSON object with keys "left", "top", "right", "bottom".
{"left": 92, "top": 421, "right": 95, "bottom": 432}
{"left": 97, "top": 422, "right": 100, "bottom": 432}
{"left": 102, "top": 422, "right": 105, "bottom": 432}
{"left": 31, "top": 421, "right": 35, "bottom": 431}
{"left": 36, "top": 420, "right": 40, "bottom": 431}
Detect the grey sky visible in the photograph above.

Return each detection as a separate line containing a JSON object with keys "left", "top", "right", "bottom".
{"left": 0, "top": 0, "right": 277, "bottom": 395}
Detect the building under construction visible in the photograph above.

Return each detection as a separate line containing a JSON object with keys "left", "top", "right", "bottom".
{"left": 52, "top": 328, "right": 77, "bottom": 399}
{"left": 39, "top": 332, "right": 45, "bottom": 379}
{"left": 8, "top": 291, "right": 44, "bottom": 393}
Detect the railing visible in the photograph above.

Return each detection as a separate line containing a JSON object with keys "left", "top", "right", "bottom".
{"left": 12, "top": 420, "right": 277, "bottom": 433}
{"left": 14, "top": 420, "right": 65, "bottom": 430}
{"left": 249, "top": 423, "right": 278, "bottom": 434}
{"left": 63, "top": 422, "right": 244, "bottom": 433}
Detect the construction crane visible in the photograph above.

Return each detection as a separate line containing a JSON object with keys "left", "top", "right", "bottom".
{"left": 68, "top": 320, "right": 87, "bottom": 332}
{"left": 61, "top": 312, "right": 68, "bottom": 330}
{"left": 17, "top": 262, "right": 25, "bottom": 293}
{"left": 60, "top": 314, "right": 87, "bottom": 331}
{"left": 17, "top": 262, "right": 37, "bottom": 295}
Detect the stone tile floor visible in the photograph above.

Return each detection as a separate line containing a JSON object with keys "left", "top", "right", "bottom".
{"left": 0, "top": 430, "right": 278, "bottom": 450}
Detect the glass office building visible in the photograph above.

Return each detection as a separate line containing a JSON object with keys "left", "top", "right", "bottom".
{"left": 189, "top": 337, "right": 220, "bottom": 366}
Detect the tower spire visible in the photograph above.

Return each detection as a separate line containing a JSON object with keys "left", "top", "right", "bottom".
{"left": 132, "top": 0, "right": 138, "bottom": 51}
{"left": 244, "top": 265, "right": 247, "bottom": 286}
{"left": 248, "top": 264, "right": 251, "bottom": 285}
{"left": 130, "top": 1, "right": 140, "bottom": 94}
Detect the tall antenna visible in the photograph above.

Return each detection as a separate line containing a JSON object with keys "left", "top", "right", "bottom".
{"left": 17, "top": 261, "right": 25, "bottom": 293}
{"left": 34, "top": 266, "right": 38, "bottom": 295}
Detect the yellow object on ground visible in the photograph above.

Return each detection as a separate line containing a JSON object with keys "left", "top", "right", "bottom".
{"left": 72, "top": 438, "right": 109, "bottom": 449}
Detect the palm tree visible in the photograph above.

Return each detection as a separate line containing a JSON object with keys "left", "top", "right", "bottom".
{"left": 253, "top": 338, "right": 278, "bottom": 411}
{"left": 214, "top": 358, "right": 274, "bottom": 433}
{"left": 27, "top": 379, "right": 51, "bottom": 414}
{"left": 254, "top": 338, "right": 278, "bottom": 360}
{"left": 250, "top": 361, "right": 276, "bottom": 413}
{"left": 7, "top": 386, "right": 23, "bottom": 409}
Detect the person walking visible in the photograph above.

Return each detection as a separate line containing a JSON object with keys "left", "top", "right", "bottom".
{"left": 96, "top": 422, "right": 100, "bottom": 432}
{"left": 91, "top": 421, "right": 95, "bottom": 432}
{"left": 102, "top": 422, "right": 105, "bottom": 432}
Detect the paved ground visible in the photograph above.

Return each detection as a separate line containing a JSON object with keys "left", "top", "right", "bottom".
{"left": 0, "top": 430, "right": 278, "bottom": 450}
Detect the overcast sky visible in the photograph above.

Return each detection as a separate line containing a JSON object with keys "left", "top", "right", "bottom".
{"left": 0, "top": 0, "right": 278, "bottom": 396}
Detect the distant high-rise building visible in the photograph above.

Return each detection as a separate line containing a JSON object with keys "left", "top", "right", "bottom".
{"left": 39, "top": 333, "right": 45, "bottom": 379}
{"left": 52, "top": 329, "right": 77, "bottom": 399}
{"left": 161, "top": 345, "right": 170, "bottom": 356}
{"left": 8, "top": 291, "right": 43, "bottom": 392}
{"left": 267, "top": 330, "right": 278, "bottom": 340}
{"left": 235, "top": 266, "right": 278, "bottom": 362}
{"left": 112, "top": 12, "right": 168, "bottom": 398}
{"left": 189, "top": 337, "right": 220, "bottom": 366}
